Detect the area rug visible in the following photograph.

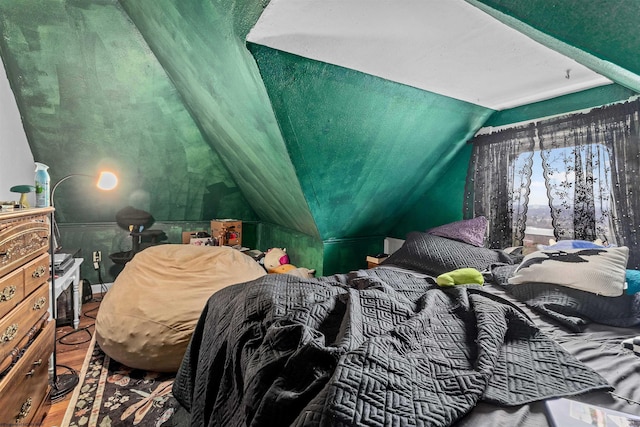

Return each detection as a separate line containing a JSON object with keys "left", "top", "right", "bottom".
{"left": 62, "top": 335, "right": 185, "bottom": 426}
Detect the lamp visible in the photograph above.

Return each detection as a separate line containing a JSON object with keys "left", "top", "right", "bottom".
{"left": 51, "top": 171, "right": 118, "bottom": 251}
{"left": 49, "top": 170, "right": 118, "bottom": 401}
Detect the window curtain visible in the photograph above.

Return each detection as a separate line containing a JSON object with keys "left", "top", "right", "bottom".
{"left": 610, "top": 100, "right": 640, "bottom": 269}
{"left": 537, "top": 118, "right": 615, "bottom": 243}
{"left": 464, "top": 124, "right": 535, "bottom": 249}
{"left": 466, "top": 99, "right": 639, "bottom": 267}
{"left": 538, "top": 99, "right": 640, "bottom": 269}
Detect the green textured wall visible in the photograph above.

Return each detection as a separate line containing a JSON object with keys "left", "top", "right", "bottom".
{"left": 0, "top": 0, "right": 254, "bottom": 224}
{"left": 390, "top": 144, "right": 474, "bottom": 239}
{"left": 485, "top": 84, "right": 638, "bottom": 127}
{"left": 323, "top": 237, "right": 385, "bottom": 275}
{"left": 249, "top": 45, "right": 493, "bottom": 241}
{"left": 119, "top": 0, "right": 318, "bottom": 238}
{"left": 255, "top": 223, "right": 324, "bottom": 275}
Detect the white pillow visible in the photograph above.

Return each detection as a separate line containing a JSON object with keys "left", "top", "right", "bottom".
{"left": 508, "top": 246, "right": 629, "bottom": 297}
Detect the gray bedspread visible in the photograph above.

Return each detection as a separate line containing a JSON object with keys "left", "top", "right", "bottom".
{"left": 490, "top": 263, "right": 640, "bottom": 332}
{"left": 173, "top": 268, "right": 613, "bottom": 427}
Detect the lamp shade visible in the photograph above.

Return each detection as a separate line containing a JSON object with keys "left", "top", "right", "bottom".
{"left": 96, "top": 171, "right": 118, "bottom": 191}
{"left": 51, "top": 171, "right": 119, "bottom": 206}
{"left": 50, "top": 170, "right": 120, "bottom": 251}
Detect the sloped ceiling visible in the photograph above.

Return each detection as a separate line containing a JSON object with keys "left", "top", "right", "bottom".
{"left": 247, "top": 0, "right": 611, "bottom": 110}
{"left": 0, "top": 0, "right": 638, "bottom": 248}
{"left": 474, "top": 0, "right": 640, "bottom": 94}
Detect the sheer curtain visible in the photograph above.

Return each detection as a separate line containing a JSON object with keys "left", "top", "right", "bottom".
{"left": 464, "top": 124, "right": 535, "bottom": 249}
{"left": 537, "top": 118, "right": 615, "bottom": 243}
{"left": 607, "top": 100, "right": 640, "bottom": 269}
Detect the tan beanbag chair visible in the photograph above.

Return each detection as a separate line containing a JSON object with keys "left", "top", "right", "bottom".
{"left": 95, "top": 244, "right": 266, "bottom": 372}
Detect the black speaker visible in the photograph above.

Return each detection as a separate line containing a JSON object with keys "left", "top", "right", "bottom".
{"left": 82, "top": 279, "right": 93, "bottom": 303}
{"left": 56, "top": 286, "right": 73, "bottom": 327}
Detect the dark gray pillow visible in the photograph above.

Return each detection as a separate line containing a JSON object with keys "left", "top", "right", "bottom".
{"left": 381, "top": 232, "right": 506, "bottom": 276}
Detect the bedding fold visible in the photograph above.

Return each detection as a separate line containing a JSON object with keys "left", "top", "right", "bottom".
{"left": 491, "top": 263, "right": 640, "bottom": 331}
{"left": 173, "top": 269, "right": 610, "bottom": 427}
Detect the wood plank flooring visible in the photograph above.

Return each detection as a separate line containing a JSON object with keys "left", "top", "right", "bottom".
{"left": 43, "top": 297, "right": 102, "bottom": 427}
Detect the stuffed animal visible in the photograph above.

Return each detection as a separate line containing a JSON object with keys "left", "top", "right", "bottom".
{"left": 263, "top": 247, "right": 290, "bottom": 271}
{"left": 262, "top": 248, "right": 316, "bottom": 278}
{"left": 436, "top": 268, "right": 484, "bottom": 287}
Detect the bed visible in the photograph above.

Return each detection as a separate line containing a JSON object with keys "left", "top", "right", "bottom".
{"left": 172, "top": 231, "right": 640, "bottom": 426}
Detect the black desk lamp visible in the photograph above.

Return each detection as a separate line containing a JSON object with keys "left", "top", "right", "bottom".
{"left": 49, "top": 170, "right": 118, "bottom": 401}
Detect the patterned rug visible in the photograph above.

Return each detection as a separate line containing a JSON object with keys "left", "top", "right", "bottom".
{"left": 62, "top": 336, "right": 186, "bottom": 426}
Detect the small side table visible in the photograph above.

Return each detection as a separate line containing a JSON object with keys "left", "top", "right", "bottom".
{"left": 50, "top": 258, "right": 84, "bottom": 329}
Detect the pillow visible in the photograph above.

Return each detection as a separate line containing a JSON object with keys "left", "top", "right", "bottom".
{"left": 490, "top": 263, "right": 640, "bottom": 331}
{"left": 381, "top": 232, "right": 505, "bottom": 277}
{"left": 508, "top": 246, "right": 629, "bottom": 297}
{"left": 626, "top": 269, "right": 640, "bottom": 295}
{"left": 426, "top": 216, "right": 487, "bottom": 247}
{"left": 537, "top": 239, "right": 607, "bottom": 251}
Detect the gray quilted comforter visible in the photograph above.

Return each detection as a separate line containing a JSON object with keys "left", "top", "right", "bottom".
{"left": 173, "top": 268, "right": 610, "bottom": 427}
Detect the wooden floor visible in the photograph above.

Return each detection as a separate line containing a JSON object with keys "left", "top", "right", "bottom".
{"left": 42, "top": 296, "right": 102, "bottom": 427}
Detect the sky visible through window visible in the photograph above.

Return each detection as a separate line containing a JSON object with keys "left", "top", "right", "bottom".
{"left": 522, "top": 144, "right": 614, "bottom": 246}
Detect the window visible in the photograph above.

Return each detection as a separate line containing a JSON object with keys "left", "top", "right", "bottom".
{"left": 520, "top": 143, "right": 615, "bottom": 250}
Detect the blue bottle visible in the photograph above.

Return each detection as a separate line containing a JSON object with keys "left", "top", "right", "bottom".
{"left": 34, "top": 162, "right": 50, "bottom": 207}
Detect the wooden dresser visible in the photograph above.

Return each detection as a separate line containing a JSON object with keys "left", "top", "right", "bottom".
{"left": 0, "top": 207, "right": 54, "bottom": 425}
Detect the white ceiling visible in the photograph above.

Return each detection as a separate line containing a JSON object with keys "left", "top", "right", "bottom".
{"left": 247, "top": 0, "right": 612, "bottom": 110}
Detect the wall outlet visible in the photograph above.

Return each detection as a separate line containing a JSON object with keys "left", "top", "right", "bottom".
{"left": 92, "top": 251, "right": 102, "bottom": 263}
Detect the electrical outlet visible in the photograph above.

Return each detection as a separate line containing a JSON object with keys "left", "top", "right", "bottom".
{"left": 92, "top": 251, "right": 102, "bottom": 263}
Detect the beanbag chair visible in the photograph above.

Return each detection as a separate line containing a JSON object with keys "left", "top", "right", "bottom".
{"left": 95, "top": 244, "right": 266, "bottom": 372}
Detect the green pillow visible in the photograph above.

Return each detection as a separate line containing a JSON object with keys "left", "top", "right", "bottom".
{"left": 436, "top": 268, "right": 484, "bottom": 287}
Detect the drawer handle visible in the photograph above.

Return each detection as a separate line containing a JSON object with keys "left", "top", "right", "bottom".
{"left": 33, "top": 358, "right": 43, "bottom": 366}
{"left": 25, "top": 369, "right": 35, "bottom": 377}
{"left": 16, "top": 397, "right": 32, "bottom": 422}
{"left": 33, "top": 297, "right": 47, "bottom": 311}
{"left": 0, "top": 285, "right": 16, "bottom": 302}
{"left": 1, "top": 323, "right": 18, "bottom": 342}
{"left": 32, "top": 266, "right": 46, "bottom": 278}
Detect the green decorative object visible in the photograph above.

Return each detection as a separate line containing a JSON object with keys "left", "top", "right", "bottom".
{"left": 436, "top": 268, "right": 484, "bottom": 287}
{"left": 10, "top": 185, "right": 35, "bottom": 208}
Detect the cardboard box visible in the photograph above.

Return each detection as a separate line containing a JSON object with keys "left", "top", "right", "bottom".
{"left": 211, "top": 219, "right": 242, "bottom": 246}
{"left": 366, "top": 255, "right": 388, "bottom": 269}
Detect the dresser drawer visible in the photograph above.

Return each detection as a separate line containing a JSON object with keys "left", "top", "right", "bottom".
{"left": 0, "top": 319, "right": 53, "bottom": 426}
{"left": 23, "top": 253, "right": 50, "bottom": 297}
{"left": 0, "top": 212, "right": 50, "bottom": 279}
{"left": 0, "top": 285, "right": 49, "bottom": 362}
{"left": 0, "top": 267, "right": 25, "bottom": 319}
